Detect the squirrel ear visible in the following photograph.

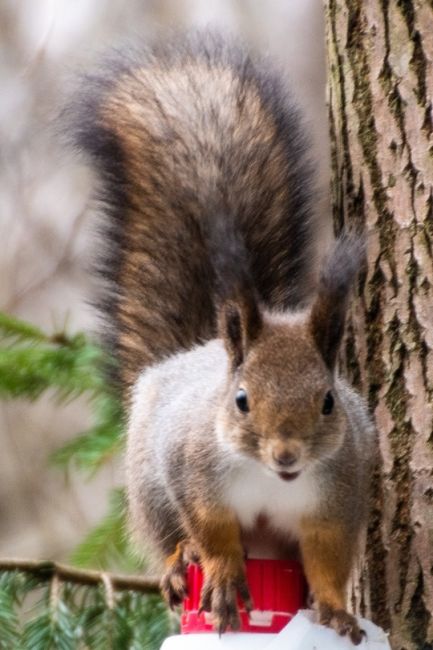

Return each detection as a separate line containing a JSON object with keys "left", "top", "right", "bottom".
{"left": 219, "top": 292, "right": 262, "bottom": 369}
{"left": 310, "top": 234, "right": 365, "bottom": 370}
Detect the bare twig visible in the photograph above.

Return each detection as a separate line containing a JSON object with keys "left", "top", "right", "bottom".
{"left": 102, "top": 571, "right": 116, "bottom": 609}
{"left": 0, "top": 558, "right": 161, "bottom": 594}
{"left": 3, "top": 207, "right": 88, "bottom": 312}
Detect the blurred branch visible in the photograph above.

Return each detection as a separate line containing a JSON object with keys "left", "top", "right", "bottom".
{"left": 21, "top": 7, "right": 55, "bottom": 78}
{"left": 0, "top": 559, "right": 160, "bottom": 594}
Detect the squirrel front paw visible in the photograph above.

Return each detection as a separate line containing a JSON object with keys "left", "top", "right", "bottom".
{"left": 161, "top": 541, "right": 202, "bottom": 608}
{"left": 319, "top": 603, "right": 365, "bottom": 645}
{"left": 160, "top": 563, "right": 187, "bottom": 608}
{"left": 199, "top": 561, "right": 252, "bottom": 633}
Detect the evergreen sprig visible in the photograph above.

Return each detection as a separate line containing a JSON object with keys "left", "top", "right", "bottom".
{"left": 0, "top": 313, "right": 172, "bottom": 646}
{"left": 0, "top": 312, "right": 104, "bottom": 402}
{"left": 0, "top": 312, "right": 133, "bottom": 572}
{"left": 0, "top": 567, "right": 172, "bottom": 650}
{"left": 0, "top": 312, "right": 124, "bottom": 473}
{"left": 0, "top": 312, "right": 49, "bottom": 345}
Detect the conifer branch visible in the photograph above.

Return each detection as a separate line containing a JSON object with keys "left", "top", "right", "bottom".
{"left": 0, "top": 563, "right": 172, "bottom": 648}
{"left": 0, "top": 312, "right": 175, "bottom": 646}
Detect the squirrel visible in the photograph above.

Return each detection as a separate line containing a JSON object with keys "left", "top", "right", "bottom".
{"left": 69, "top": 32, "right": 375, "bottom": 646}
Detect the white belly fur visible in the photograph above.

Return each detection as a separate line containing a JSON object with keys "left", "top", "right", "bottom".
{"left": 222, "top": 457, "right": 320, "bottom": 538}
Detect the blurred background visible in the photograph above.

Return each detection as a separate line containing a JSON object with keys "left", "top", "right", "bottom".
{"left": 0, "top": 0, "right": 329, "bottom": 562}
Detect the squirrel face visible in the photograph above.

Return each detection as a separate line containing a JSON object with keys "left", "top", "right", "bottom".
{"left": 218, "top": 316, "right": 348, "bottom": 480}
{"left": 216, "top": 235, "right": 363, "bottom": 479}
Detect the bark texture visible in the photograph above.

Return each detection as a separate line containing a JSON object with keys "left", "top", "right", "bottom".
{"left": 325, "top": 1, "right": 433, "bottom": 648}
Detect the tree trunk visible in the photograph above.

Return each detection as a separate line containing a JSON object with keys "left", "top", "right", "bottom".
{"left": 325, "top": 1, "right": 433, "bottom": 648}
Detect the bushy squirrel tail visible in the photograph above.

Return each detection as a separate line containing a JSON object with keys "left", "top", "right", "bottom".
{"left": 65, "top": 33, "right": 317, "bottom": 400}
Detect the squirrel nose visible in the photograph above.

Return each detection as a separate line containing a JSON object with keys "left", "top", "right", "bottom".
{"left": 272, "top": 450, "right": 298, "bottom": 468}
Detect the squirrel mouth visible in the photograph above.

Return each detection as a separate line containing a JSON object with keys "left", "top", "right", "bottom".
{"left": 278, "top": 471, "right": 301, "bottom": 482}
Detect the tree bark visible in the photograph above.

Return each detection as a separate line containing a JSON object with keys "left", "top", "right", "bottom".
{"left": 325, "top": 1, "right": 433, "bottom": 648}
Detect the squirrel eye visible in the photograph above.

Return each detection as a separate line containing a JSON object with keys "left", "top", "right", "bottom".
{"left": 322, "top": 391, "right": 334, "bottom": 415}
{"left": 235, "top": 388, "right": 249, "bottom": 413}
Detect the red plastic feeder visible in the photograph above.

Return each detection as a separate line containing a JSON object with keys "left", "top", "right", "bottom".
{"left": 181, "top": 558, "right": 307, "bottom": 634}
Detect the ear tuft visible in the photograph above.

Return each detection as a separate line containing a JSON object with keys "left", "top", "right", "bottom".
{"left": 219, "top": 291, "right": 262, "bottom": 369}
{"left": 310, "top": 233, "right": 365, "bottom": 370}
{"left": 221, "top": 302, "right": 243, "bottom": 368}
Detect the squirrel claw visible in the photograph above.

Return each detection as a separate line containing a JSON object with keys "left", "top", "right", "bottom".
{"left": 212, "top": 586, "right": 241, "bottom": 633}
{"left": 200, "top": 573, "right": 250, "bottom": 633}
{"left": 238, "top": 581, "right": 253, "bottom": 612}
{"left": 160, "top": 567, "right": 188, "bottom": 610}
{"left": 198, "top": 586, "right": 212, "bottom": 615}
{"left": 319, "top": 604, "right": 364, "bottom": 646}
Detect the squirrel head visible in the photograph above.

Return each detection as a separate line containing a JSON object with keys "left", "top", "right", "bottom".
{"left": 216, "top": 235, "right": 364, "bottom": 481}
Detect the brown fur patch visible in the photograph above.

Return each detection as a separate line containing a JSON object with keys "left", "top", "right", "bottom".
{"left": 299, "top": 516, "right": 356, "bottom": 610}
{"left": 187, "top": 502, "right": 251, "bottom": 632}
{"left": 191, "top": 503, "right": 244, "bottom": 561}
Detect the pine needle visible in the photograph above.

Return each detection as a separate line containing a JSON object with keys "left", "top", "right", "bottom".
{"left": 0, "top": 573, "right": 21, "bottom": 647}
{"left": 0, "top": 312, "right": 50, "bottom": 345}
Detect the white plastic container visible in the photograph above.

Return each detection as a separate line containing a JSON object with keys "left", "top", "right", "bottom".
{"left": 161, "top": 611, "right": 391, "bottom": 650}
{"left": 265, "top": 610, "right": 391, "bottom": 649}
{"left": 161, "top": 632, "right": 276, "bottom": 649}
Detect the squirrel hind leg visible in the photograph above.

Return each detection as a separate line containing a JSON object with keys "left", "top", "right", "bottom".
{"left": 160, "top": 540, "right": 200, "bottom": 609}
{"left": 299, "top": 518, "right": 365, "bottom": 644}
